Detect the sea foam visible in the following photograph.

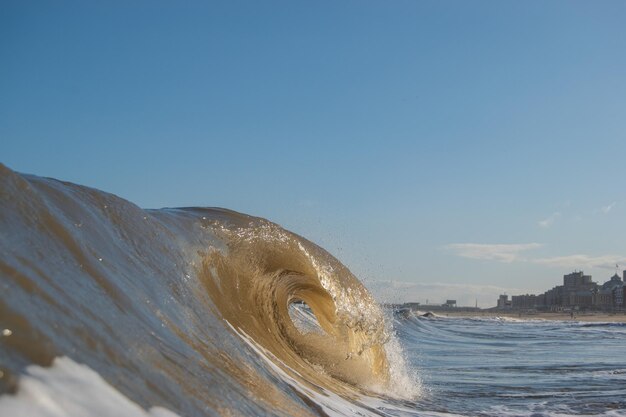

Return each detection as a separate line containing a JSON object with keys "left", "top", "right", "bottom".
{"left": 0, "top": 357, "right": 180, "bottom": 417}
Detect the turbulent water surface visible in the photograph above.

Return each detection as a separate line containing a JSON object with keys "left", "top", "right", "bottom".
{"left": 1, "top": 165, "right": 625, "bottom": 417}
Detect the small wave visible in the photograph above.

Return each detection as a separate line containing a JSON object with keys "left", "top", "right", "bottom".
{"left": 577, "top": 321, "right": 626, "bottom": 328}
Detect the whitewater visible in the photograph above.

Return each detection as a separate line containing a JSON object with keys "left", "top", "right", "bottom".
{"left": 1, "top": 164, "right": 625, "bottom": 416}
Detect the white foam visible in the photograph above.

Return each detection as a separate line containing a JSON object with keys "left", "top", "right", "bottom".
{"left": 0, "top": 357, "right": 180, "bottom": 417}
{"left": 224, "top": 320, "right": 445, "bottom": 417}
{"left": 380, "top": 330, "right": 422, "bottom": 400}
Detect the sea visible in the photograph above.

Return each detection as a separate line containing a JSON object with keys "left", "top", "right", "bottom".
{"left": 1, "top": 164, "right": 625, "bottom": 417}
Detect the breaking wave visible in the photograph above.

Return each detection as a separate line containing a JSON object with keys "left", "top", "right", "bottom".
{"left": 0, "top": 164, "right": 418, "bottom": 416}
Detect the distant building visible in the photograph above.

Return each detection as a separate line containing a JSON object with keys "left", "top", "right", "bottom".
{"left": 508, "top": 270, "right": 625, "bottom": 312}
{"left": 563, "top": 271, "right": 593, "bottom": 288}
{"left": 561, "top": 271, "right": 596, "bottom": 308}
{"left": 497, "top": 294, "right": 511, "bottom": 309}
{"left": 594, "top": 273, "right": 623, "bottom": 311}
{"left": 544, "top": 286, "right": 561, "bottom": 309}
{"left": 512, "top": 294, "right": 542, "bottom": 309}
{"left": 613, "top": 285, "right": 623, "bottom": 309}
{"left": 593, "top": 287, "right": 613, "bottom": 309}
{"left": 444, "top": 300, "right": 457, "bottom": 308}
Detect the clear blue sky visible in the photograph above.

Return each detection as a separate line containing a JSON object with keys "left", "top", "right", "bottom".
{"left": 2, "top": 1, "right": 626, "bottom": 306}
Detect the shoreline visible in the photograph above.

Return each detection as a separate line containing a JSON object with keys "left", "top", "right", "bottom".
{"left": 433, "top": 310, "right": 626, "bottom": 323}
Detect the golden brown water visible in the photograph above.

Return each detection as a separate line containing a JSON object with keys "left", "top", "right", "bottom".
{"left": 0, "top": 164, "right": 409, "bottom": 416}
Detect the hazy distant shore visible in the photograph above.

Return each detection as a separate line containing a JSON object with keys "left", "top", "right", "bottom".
{"left": 436, "top": 310, "right": 626, "bottom": 323}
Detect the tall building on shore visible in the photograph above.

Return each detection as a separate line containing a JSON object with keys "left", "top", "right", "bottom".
{"left": 497, "top": 294, "right": 511, "bottom": 309}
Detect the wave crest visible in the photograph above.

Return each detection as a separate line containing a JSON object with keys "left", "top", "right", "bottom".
{"left": 197, "top": 215, "right": 390, "bottom": 389}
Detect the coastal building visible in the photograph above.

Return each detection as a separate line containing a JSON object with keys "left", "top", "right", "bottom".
{"left": 593, "top": 287, "right": 613, "bottom": 309}
{"left": 504, "top": 270, "right": 626, "bottom": 311}
{"left": 594, "top": 273, "right": 623, "bottom": 311}
{"left": 563, "top": 271, "right": 593, "bottom": 288}
{"left": 497, "top": 294, "right": 511, "bottom": 309}
{"left": 562, "top": 271, "right": 596, "bottom": 308}
{"left": 544, "top": 286, "right": 562, "bottom": 310}
{"left": 512, "top": 294, "right": 542, "bottom": 309}
{"left": 613, "top": 285, "right": 623, "bottom": 309}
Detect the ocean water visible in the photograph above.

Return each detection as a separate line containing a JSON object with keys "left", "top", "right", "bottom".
{"left": 396, "top": 314, "right": 626, "bottom": 416}
{"left": 1, "top": 164, "right": 625, "bottom": 417}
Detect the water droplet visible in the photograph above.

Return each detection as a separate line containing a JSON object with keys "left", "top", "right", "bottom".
{"left": 2, "top": 329, "right": 12, "bottom": 337}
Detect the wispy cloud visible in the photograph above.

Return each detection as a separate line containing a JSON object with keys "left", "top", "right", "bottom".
{"left": 444, "top": 243, "right": 543, "bottom": 263}
{"left": 601, "top": 202, "right": 616, "bottom": 214}
{"left": 533, "top": 254, "right": 626, "bottom": 270}
{"left": 446, "top": 242, "right": 626, "bottom": 273}
{"left": 538, "top": 212, "right": 561, "bottom": 228}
